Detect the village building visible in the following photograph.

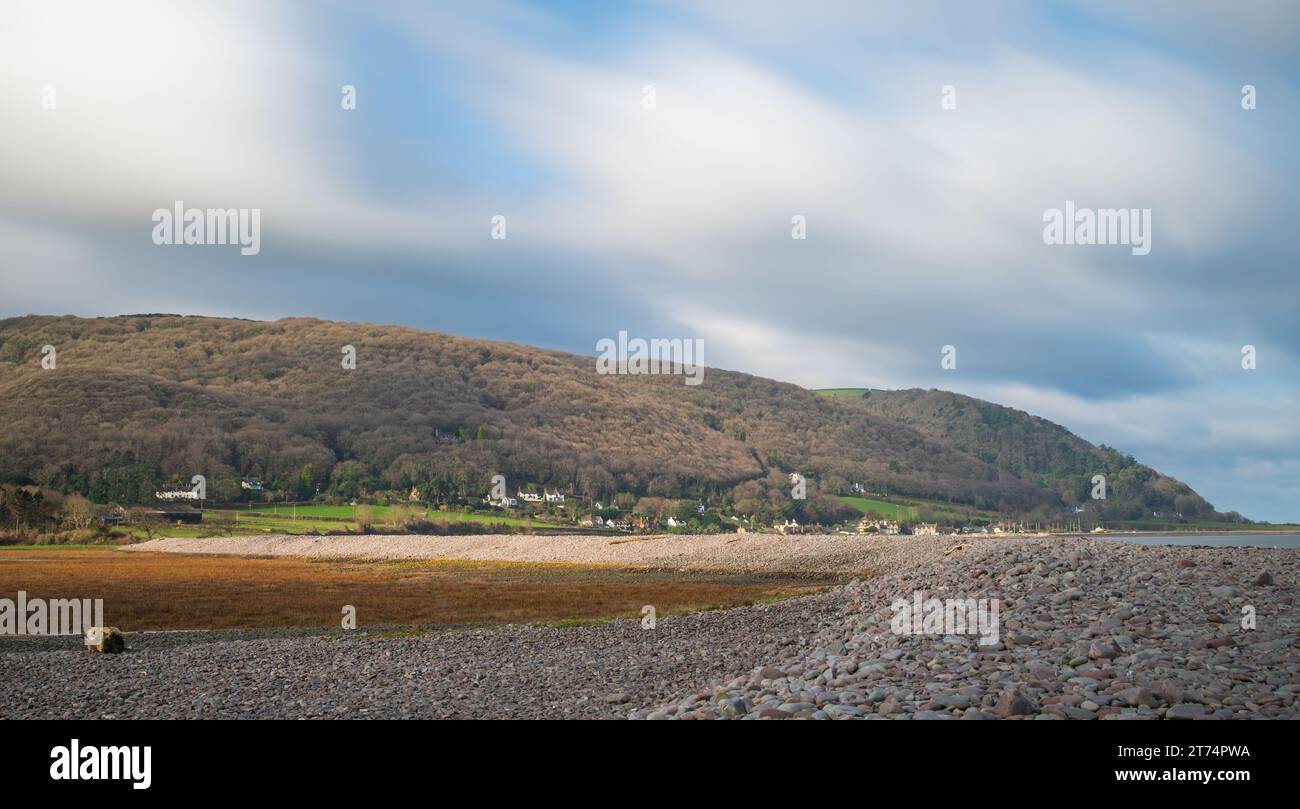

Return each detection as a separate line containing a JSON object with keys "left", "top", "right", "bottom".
{"left": 857, "top": 517, "right": 900, "bottom": 535}
{"left": 778, "top": 518, "right": 813, "bottom": 535}
{"left": 910, "top": 522, "right": 939, "bottom": 536}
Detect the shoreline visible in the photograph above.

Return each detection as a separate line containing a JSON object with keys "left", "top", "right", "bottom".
{"left": 1036, "top": 529, "right": 1300, "bottom": 537}
{"left": 121, "top": 529, "right": 1300, "bottom": 571}
{"left": 6, "top": 535, "right": 1295, "bottom": 719}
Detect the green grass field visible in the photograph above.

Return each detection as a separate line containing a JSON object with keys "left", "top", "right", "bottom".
{"left": 813, "top": 388, "right": 872, "bottom": 398}
{"left": 121, "top": 526, "right": 212, "bottom": 539}
{"left": 234, "top": 515, "right": 358, "bottom": 533}
{"left": 837, "top": 496, "right": 915, "bottom": 520}
{"left": 241, "top": 504, "right": 391, "bottom": 519}
{"left": 129, "top": 503, "right": 563, "bottom": 537}
{"left": 836, "top": 494, "right": 1003, "bottom": 523}
{"left": 421, "top": 510, "right": 556, "bottom": 529}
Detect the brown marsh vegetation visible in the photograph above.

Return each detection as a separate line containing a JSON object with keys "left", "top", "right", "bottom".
{"left": 0, "top": 548, "right": 828, "bottom": 631}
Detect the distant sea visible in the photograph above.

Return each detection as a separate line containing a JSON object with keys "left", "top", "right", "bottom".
{"left": 1093, "top": 533, "right": 1300, "bottom": 549}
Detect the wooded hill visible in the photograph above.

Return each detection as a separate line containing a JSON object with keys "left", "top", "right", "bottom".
{"left": 0, "top": 315, "right": 1221, "bottom": 523}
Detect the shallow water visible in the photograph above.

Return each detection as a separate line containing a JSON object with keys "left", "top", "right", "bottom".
{"left": 1093, "top": 533, "right": 1300, "bottom": 549}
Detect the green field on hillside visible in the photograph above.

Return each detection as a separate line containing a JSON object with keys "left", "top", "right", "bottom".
{"left": 836, "top": 496, "right": 915, "bottom": 520}
{"left": 836, "top": 494, "right": 1003, "bottom": 524}
{"left": 813, "top": 388, "right": 872, "bottom": 398}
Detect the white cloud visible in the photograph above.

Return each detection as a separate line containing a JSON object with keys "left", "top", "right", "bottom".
{"left": 403, "top": 5, "right": 1278, "bottom": 311}
{"left": 0, "top": 1, "right": 471, "bottom": 256}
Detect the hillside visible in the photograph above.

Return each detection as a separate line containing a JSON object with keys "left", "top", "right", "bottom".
{"left": 0, "top": 315, "right": 1221, "bottom": 522}
{"left": 818, "top": 387, "right": 1217, "bottom": 522}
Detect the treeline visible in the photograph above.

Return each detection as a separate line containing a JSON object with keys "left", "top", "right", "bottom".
{"left": 0, "top": 485, "right": 111, "bottom": 544}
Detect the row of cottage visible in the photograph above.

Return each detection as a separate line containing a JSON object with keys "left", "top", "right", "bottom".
{"left": 483, "top": 489, "right": 567, "bottom": 508}
{"left": 860, "top": 519, "right": 1030, "bottom": 536}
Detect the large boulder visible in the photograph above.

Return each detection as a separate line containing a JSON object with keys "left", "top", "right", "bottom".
{"left": 85, "top": 627, "right": 125, "bottom": 654}
{"left": 994, "top": 687, "right": 1039, "bottom": 717}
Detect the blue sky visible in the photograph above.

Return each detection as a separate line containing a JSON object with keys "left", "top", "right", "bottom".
{"left": 1, "top": 0, "right": 1298, "bottom": 520}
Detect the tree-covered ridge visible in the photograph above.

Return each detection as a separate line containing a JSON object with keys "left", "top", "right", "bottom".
{"left": 842, "top": 387, "right": 1217, "bottom": 522}
{"left": 0, "top": 315, "right": 1222, "bottom": 522}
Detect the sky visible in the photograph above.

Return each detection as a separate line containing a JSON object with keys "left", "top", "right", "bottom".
{"left": 1, "top": 0, "right": 1298, "bottom": 520}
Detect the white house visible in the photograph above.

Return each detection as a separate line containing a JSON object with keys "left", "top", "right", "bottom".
{"left": 518, "top": 490, "right": 543, "bottom": 502}
{"left": 544, "top": 490, "right": 565, "bottom": 503}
